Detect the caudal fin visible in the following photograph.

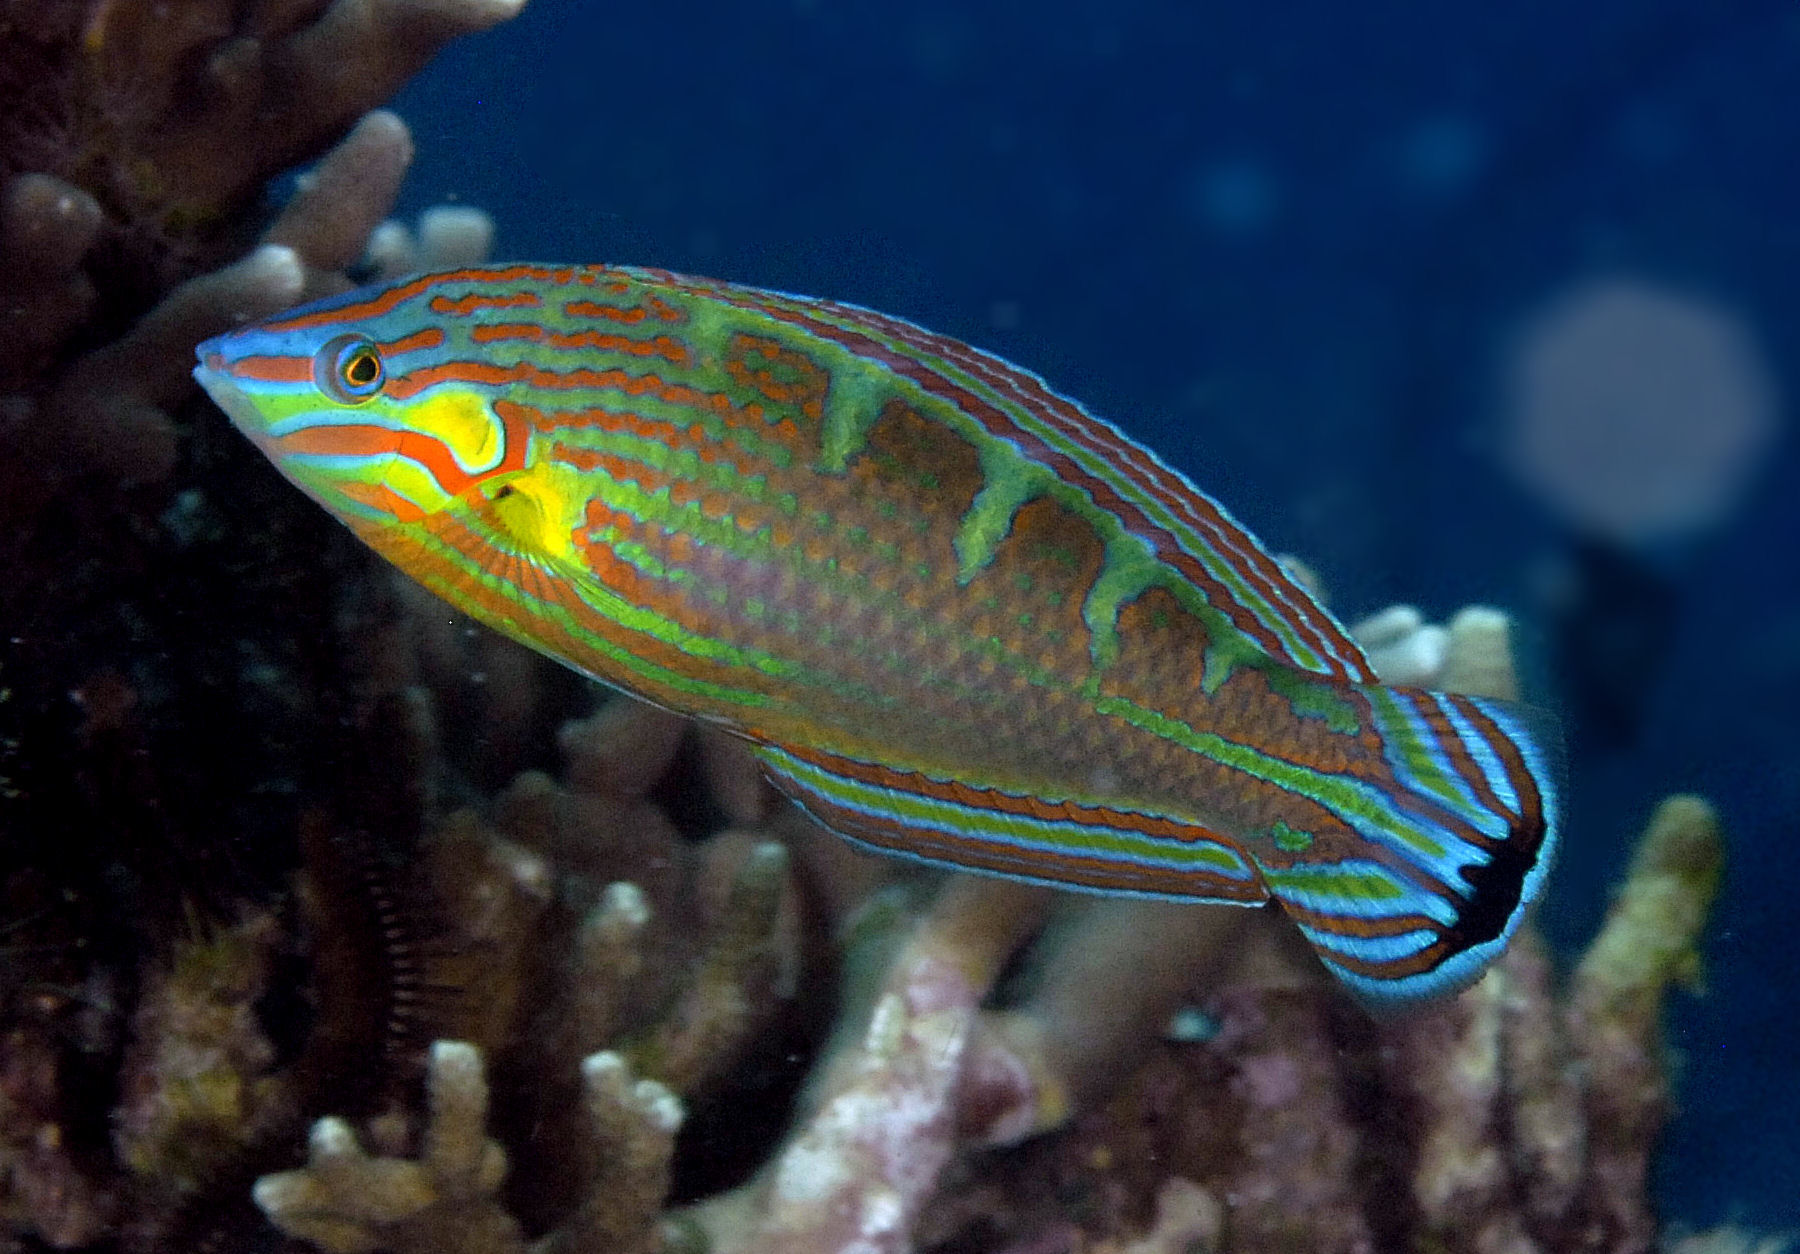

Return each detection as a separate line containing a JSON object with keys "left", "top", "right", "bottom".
{"left": 1255, "top": 687, "right": 1561, "bottom": 1008}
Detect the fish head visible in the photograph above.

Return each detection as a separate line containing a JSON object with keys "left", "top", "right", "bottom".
{"left": 193, "top": 286, "right": 527, "bottom": 542}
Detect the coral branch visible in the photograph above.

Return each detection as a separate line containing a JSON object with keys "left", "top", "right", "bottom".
{"left": 971, "top": 897, "right": 1251, "bottom": 1145}
{"left": 626, "top": 839, "right": 793, "bottom": 1098}
{"left": 46, "top": 243, "right": 305, "bottom": 481}
{"left": 1568, "top": 794, "right": 1724, "bottom": 1253}
{"left": 543, "top": 1051, "right": 685, "bottom": 1254}
{"left": 265, "top": 109, "right": 416, "bottom": 275}
{"left": 282, "top": 0, "right": 528, "bottom": 142}
{"left": 692, "top": 877, "right": 1053, "bottom": 1254}
{"left": 253, "top": 1041, "right": 523, "bottom": 1254}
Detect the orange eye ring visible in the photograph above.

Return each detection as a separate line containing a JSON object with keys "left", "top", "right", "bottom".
{"left": 315, "top": 334, "right": 385, "bottom": 403}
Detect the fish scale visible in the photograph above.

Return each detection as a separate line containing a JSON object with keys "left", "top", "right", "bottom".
{"left": 195, "top": 262, "right": 1559, "bottom": 1007}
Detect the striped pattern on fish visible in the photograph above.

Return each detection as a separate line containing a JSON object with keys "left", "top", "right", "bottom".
{"left": 195, "top": 263, "right": 1558, "bottom": 1006}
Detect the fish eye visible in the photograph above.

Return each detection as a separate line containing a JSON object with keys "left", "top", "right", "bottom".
{"left": 315, "top": 334, "right": 385, "bottom": 403}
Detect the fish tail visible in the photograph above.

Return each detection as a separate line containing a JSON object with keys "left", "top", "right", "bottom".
{"left": 1254, "top": 685, "right": 1562, "bottom": 1008}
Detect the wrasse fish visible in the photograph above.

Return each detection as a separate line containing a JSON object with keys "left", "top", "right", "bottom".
{"left": 194, "top": 263, "right": 1558, "bottom": 1007}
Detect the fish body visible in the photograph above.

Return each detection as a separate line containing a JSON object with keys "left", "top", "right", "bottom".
{"left": 195, "top": 263, "right": 1557, "bottom": 1006}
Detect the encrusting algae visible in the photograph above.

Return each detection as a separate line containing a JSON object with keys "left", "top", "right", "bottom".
{"left": 0, "top": 3, "right": 1779, "bottom": 1252}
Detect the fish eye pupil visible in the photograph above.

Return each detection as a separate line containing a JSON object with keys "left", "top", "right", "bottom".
{"left": 316, "top": 334, "right": 384, "bottom": 402}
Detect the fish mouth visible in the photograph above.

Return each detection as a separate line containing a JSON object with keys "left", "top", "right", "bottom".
{"left": 191, "top": 359, "right": 269, "bottom": 443}
{"left": 192, "top": 355, "right": 405, "bottom": 523}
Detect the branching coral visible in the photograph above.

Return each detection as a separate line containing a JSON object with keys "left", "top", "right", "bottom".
{"left": 1, "top": 0, "right": 523, "bottom": 267}
{"left": 254, "top": 1041, "right": 685, "bottom": 1254}
{"left": 366, "top": 204, "right": 498, "bottom": 281}
{"left": 720, "top": 877, "right": 1057, "bottom": 1254}
{"left": 623, "top": 604, "right": 1731, "bottom": 1254}
{"left": 10, "top": 107, "right": 407, "bottom": 501}
{"left": 895, "top": 617, "right": 1733, "bottom": 1254}
{"left": 1, "top": 506, "right": 1759, "bottom": 1254}
{"left": 255, "top": 1040, "right": 525, "bottom": 1254}
{"left": 227, "top": 629, "right": 1742, "bottom": 1254}
{"left": 0, "top": 2, "right": 530, "bottom": 1250}
{"left": 0, "top": 0, "right": 522, "bottom": 507}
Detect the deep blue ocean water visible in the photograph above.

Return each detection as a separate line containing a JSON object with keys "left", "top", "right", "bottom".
{"left": 389, "top": 0, "right": 1800, "bottom": 1229}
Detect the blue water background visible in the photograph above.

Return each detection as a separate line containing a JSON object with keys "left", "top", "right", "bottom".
{"left": 389, "top": 0, "right": 1800, "bottom": 1228}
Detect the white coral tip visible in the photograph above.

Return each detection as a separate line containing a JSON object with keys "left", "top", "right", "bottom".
{"left": 309, "top": 1115, "right": 362, "bottom": 1159}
